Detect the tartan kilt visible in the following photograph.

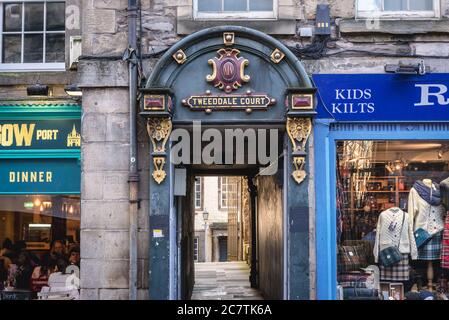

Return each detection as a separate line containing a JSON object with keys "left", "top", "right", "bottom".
{"left": 441, "top": 214, "right": 449, "bottom": 269}
{"left": 418, "top": 231, "right": 443, "bottom": 261}
{"left": 380, "top": 254, "right": 410, "bottom": 281}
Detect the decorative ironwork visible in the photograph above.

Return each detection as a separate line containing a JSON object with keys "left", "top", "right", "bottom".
{"left": 152, "top": 157, "right": 167, "bottom": 184}
{"left": 286, "top": 117, "right": 312, "bottom": 155}
{"left": 147, "top": 118, "right": 172, "bottom": 154}
{"left": 270, "top": 48, "right": 285, "bottom": 64}
{"left": 206, "top": 48, "right": 250, "bottom": 93}
{"left": 286, "top": 117, "right": 312, "bottom": 185}
{"left": 223, "top": 32, "right": 235, "bottom": 46}
{"left": 173, "top": 49, "right": 187, "bottom": 64}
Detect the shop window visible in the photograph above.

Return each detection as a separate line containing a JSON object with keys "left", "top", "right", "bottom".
{"left": 356, "top": 0, "right": 440, "bottom": 19}
{"left": 336, "top": 140, "right": 449, "bottom": 300}
{"left": 0, "top": 1, "right": 66, "bottom": 71}
{"left": 218, "top": 177, "right": 238, "bottom": 210}
{"left": 194, "top": 0, "right": 277, "bottom": 20}
{"left": 194, "top": 237, "right": 199, "bottom": 261}
{"left": 0, "top": 195, "right": 80, "bottom": 295}
{"left": 195, "top": 177, "right": 203, "bottom": 211}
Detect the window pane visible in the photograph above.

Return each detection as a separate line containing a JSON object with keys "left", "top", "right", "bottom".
{"left": 249, "top": 0, "right": 272, "bottom": 11}
{"left": 45, "top": 34, "right": 65, "bottom": 62}
{"left": 24, "top": 34, "right": 43, "bottom": 63}
{"left": 409, "top": 0, "right": 433, "bottom": 10}
{"left": 47, "top": 2, "right": 65, "bottom": 31}
{"left": 384, "top": 0, "right": 408, "bottom": 11}
{"left": 25, "top": 2, "right": 44, "bottom": 31}
{"left": 198, "top": 0, "right": 221, "bottom": 11}
{"left": 2, "top": 35, "right": 21, "bottom": 63}
{"left": 224, "top": 0, "right": 246, "bottom": 11}
{"left": 357, "top": 0, "right": 381, "bottom": 11}
{"left": 3, "top": 3, "right": 22, "bottom": 32}
{"left": 336, "top": 140, "right": 449, "bottom": 300}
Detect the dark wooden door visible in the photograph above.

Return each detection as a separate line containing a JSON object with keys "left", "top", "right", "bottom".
{"left": 218, "top": 237, "right": 228, "bottom": 262}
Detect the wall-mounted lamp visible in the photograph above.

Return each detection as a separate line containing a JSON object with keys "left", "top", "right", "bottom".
{"left": 27, "top": 84, "right": 49, "bottom": 96}
{"left": 385, "top": 60, "right": 429, "bottom": 75}
{"left": 64, "top": 84, "right": 82, "bottom": 97}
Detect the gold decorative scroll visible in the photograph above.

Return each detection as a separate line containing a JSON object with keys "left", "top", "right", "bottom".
{"left": 292, "top": 157, "right": 307, "bottom": 185}
{"left": 286, "top": 117, "right": 312, "bottom": 155}
{"left": 152, "top": 157, "right": 167, "bottom": 184}
{"left": 147, "top": 117, "right": 172, "bottom": 154}
{"left": 286, "top": 117, "right": 312, "bottom": 184}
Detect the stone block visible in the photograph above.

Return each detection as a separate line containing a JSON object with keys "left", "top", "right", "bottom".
{"left": 80, "top": 230, "right": 105, "bottom": 259}
{"left": 84, "top": 9, "right": 117, "bottom": 34}
{"left": 103, "top": 172, "right": 130, "bottom": 200}
{"left": 99, "top": 289, "right": 129, "bottom": 300}
{"left": 81, "top": 172, "right": 104, "bottom": 200}
{"left": 82, "top": 143, "right": 129, "bottom": 172}
{"left": 176, "top": 5, "right": 193, "bottom": 19}
{"left": 89, "top": 33, "right": 128, "bottom": 56}
{"left": 106, "top": 113, "right": 130, "bottom": 143}
{"left": 82, "top": 113, "right": 107, "bottom": 142}
{"left": 103, "top": 260, "right": 129, "bottom": 288}
{"left": 329, "top": 0, "right": 355, "bottom": 18}
{"left": 80, "top": 288, "right": 99, "bottom": 300}
{"left": 77, "top": 60, "right": 128, "bottom": 88}
{"left": 80, "top": 259, "right": 104, "bottom": 288}
{"left": 82, "top": 88, "right": 129, "bottom": 114}
{"left": 81, "top": 200, "right": 129, "bottom": 229}
{"left": 279, "top": 5, "right": 303, "bottom": 20}
{"left": 411, "top": 43, "right": 449, "bottom": 57}
{"left": 94, "top": 0, "right": 128, "bottom": 9}
{"left": 105, "top": 230, "right": 130, "bottom": 259}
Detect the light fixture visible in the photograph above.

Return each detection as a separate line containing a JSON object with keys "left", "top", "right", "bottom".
{"left": 69, "top": 205, "right": 74, "bottom": 214}
{"left": 385, "top": 60, "right": 429, "bottom": 75}
{"left": 29, "top": 224, "right": 51, "bottom": 228}
{"left": 202, "top": 209, "right": 209, "bottom": 222}
{"left": 27, "top": 84, "right": 49, "bottom": 96}
{"left": 34, "top": 199, "right": 41, "bottom": 207}
{"left": 64, "top": 84, "right": 82, "bottom": 97}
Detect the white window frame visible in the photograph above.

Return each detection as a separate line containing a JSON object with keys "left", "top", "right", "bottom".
{"left": 0, "top": 0, "right": 66, "bottom": 72}
{"left": 356, "top": 0, "right": 440, "bottom": 19}
{"left": 194, "top": 177, "right": 202, "bottom": 210}
{"left": 219, "top": 177, "right": 238, "bottom": 210}
{"left": 194, "top": 237, "right": 199, "bottom": 262}
{"left": 193, "top": 0, "right": 278, "bottom": 20}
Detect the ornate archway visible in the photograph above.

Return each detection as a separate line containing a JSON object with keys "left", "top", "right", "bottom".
{"left": 141, "top": 26, "right": 317, "bottom": 300}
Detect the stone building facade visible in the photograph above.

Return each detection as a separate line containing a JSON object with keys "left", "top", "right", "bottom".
{"left": 1, "top": 0, "right": 449, "bottom": 300}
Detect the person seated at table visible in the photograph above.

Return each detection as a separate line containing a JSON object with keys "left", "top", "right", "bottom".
{"left": 1, "top": 238, "right": 16, "bottom": 262}
{"left": 67, "top": 246, "right": 80, "bottom": 269}
{"left": 15, "top": 251, "right": 33, "bottom": 290}
{"left": 43, "top": 240, "right": 68, "bottom": 272}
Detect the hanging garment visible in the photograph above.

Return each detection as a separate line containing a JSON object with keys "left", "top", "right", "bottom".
{"left": 379, "top": 253, "right": 410, "bottom": 281}
{"left": 418, "top": 231, "right": 443, "bottom": 261}
{"left": 442, "top": 213, "right": 449, "bottom": 269}
{"left": 408, "top": 182, "right": 446, "bottom": 237}
{"left": 373, "top": 207, "right": 418, "bottom": 263}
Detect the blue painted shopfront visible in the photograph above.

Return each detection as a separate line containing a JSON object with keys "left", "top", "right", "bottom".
{"left": 313, "top": 74, "right": 449, "bottom": 300}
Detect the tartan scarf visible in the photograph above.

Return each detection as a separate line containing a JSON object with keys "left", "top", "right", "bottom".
{"left": 413, "top": 181, "right": 442, "bottom": 206}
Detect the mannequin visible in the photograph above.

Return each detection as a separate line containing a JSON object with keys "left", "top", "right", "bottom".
{"left": 423, "top": 179, "right": 436, "bottom": 291}
{"left": 441, "top": 177, "right": 449, "bottom": 210}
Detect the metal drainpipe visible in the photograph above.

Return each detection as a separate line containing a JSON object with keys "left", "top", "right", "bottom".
{"left": 128, "top": 0, "right": 139, "bottom": 301}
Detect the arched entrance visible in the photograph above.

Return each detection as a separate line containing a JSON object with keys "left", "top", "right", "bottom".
{"left": 140, "top": 26, "right": 316, "bottom": 300}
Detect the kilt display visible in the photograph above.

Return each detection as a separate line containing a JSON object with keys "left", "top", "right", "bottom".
{"left": 442, "top": 214, "right": 449, "bottom": 269}
{"left": 380, "top": 254, "right": 410, "bottom": 281}
{"left": 418, "top": 231, "right": 443, "bottom": 261}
